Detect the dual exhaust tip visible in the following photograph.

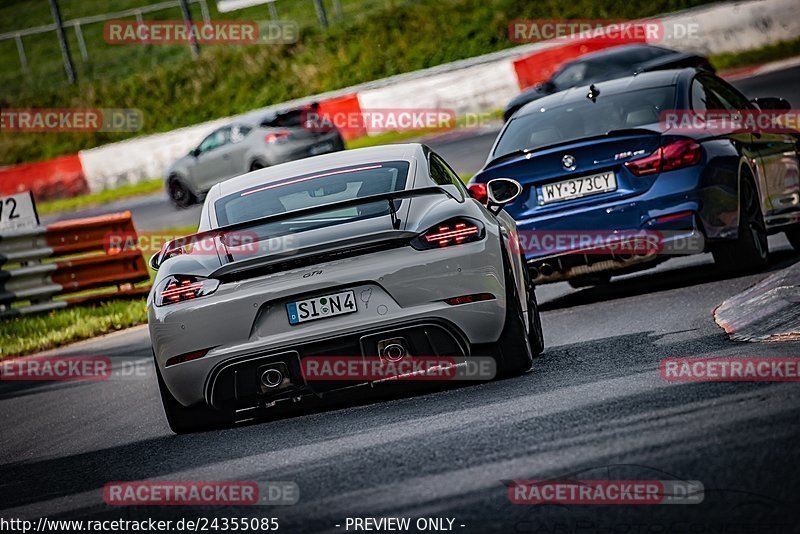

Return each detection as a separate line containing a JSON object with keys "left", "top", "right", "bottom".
{"left": 260, "top": 368, "right": 284, "bottom": 389}
{"left": 378, "top": 337, "right": 409, "bottom": 362}
{"left": 258, "top": 338, "right": 410, "bottom": 390}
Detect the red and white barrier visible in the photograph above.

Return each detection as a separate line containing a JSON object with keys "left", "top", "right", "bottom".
{"left": 4, "top": 0, "right": 797, "bottom": 197}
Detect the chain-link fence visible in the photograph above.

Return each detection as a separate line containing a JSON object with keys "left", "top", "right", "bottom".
{"left": 0, "top": 0, "right": 403, "bottom": 93}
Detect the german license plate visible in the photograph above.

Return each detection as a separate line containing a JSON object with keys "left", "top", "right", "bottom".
{"left": 540, "top": 172, "right": 617, "bottom": 204}
{"left": 287, "top": 290, "right": 357, "bottom": 325}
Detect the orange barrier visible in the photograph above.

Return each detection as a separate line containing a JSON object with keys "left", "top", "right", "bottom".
{"left": 0, "top": 154, "right": 89, "bottom": 202}
{"left": 0, "top": 211, "right": 150, "bottom": 318}
{"left": 316, "top": 94, "right": 366, "bottom": 141}
{"left": 512, "top": 36, "right": 646, "bottom": 90}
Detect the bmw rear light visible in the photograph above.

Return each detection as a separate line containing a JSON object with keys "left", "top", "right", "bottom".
{"left": 155, "top": 275, "right": 220, "bottom": 307}
{"left": 468, "top": 183, "right": 488, "bottom": 205}
{"left": 411, "top": 218, "right": 485, "bottom": 250}
{"left": 265, "top": 131, "right": 291, "bottom": 143}
{"left": 624, "top": 139, "right": 701, "bottom": 176}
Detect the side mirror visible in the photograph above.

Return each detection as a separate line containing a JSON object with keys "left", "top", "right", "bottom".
{"left": 486, "top": 178, "right": 522, "bottom": 214}
{"left": 190, "top": 148, "right": 201, "bottom": 157}
{"left": 149, "top": 252, "right": 161, "bottom": 271}
{"left": 750, "top": 97, "right": 791, "bottom": 111}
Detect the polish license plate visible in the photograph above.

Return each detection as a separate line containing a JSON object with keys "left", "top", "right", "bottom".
{"left": 287, "top": 290, "right": 357, "bottom": 325}
{"left": 540, "top": 172, "right": 617, "bottom": 204}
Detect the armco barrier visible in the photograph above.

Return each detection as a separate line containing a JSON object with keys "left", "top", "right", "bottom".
{"left": 0, "top": 211, "right": 150, "bottom": 318}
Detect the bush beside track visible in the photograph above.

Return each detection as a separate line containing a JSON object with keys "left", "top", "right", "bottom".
{"left": 0, "top": 0, "right": 716, "bottom": 166}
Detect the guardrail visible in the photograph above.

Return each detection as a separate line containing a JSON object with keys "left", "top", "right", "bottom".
{"left": 0, "top": 212, "right": 151, "bottom": 319}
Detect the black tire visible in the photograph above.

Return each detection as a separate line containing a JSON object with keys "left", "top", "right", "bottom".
{"left": 492, "top": 251, "right": 535, "bottom": 377}
{"left": 528, "top": 289, "right": 545, "bottom": 357}
{"left": 785, "top": 225, "right": 800, "bottom": 253}
{"left": 154, "top": 355, "right": 233, "bottom": 434}
{"left": 712, "top": 174, "right": 768, "bottom": 273}
{"left": 167, "top": 176, "right": 197, "bottom": 209}
{"left": 249, "top": 160, "right": 267, "bottom": 171}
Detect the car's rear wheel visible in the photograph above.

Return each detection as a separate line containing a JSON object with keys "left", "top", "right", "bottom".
{"left": 167, "top": 176, "right": 197, "bottom": 209}
{"left": 785, "top": 225, "right": 800, "bottom": 253}
{"left": 528, "top": 289, "right": 545, "bottom": 357}
{"left": 154, "top": 354, "right": 233, "bottom": 434}
{"left": 712, "top": 175, "right": 768, "bottom": 273}
{"left": 491, "top": 252, "right": 535, "bottom": 377}
{"left": 249, "top": 160, "right": 267, "bottom": 171}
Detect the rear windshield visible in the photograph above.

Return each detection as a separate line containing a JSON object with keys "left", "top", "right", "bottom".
{"left": 493, "top": 86, "right": 676, "bottom": 158}
{"left": 215, "top": 161, "right": 410, "bottom": 227}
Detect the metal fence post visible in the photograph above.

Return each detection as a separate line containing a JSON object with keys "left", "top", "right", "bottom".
{"left": 199, "top": 0, "right": 211, "bottom": 23}
{"left": 313, "top": 0, "right": 329, "bottom": 28}
{"left": 268, "top": 0, "right": 279, "bottom": 20}
{"left": 48, "top": 0, "right": 77, "bottom": 84}
{"left": 178, "top": 0, "right": 200, "bottom": 58}
{"left": 74, "top": 23, "right": 89, "bottom": 62}
{"left": 14, "top": 34, "right": 29, "bottom": 72}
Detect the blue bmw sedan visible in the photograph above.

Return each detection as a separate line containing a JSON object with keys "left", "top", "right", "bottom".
{"left": 470, "top": 68, "right": 800, "bottom": 287}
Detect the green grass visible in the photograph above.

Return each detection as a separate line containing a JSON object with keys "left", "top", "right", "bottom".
{"left": 36, "top": 178, "right": 163, "bottom": 216}
{"left": 710, "top": 36, "right": 800, "bottom": 71}
{"left": 0, "top": 299, "right": 148, "bottom": 357}
{"left": 1, "top": 0, "right": 716, "bottom": 165}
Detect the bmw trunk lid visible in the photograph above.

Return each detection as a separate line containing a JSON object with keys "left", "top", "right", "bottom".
{"left": 474, "top": 130, "right": 663, "bottom": 221}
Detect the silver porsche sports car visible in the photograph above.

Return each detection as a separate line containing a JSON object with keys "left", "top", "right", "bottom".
{"left": 148, "top": 144, "right": 544, "bottom": 433}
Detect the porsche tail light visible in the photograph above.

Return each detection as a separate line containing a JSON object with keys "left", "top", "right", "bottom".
{"left": 166, "top": 348, "right": 211, "bottom": 367}
{"left": 265, "top": 131, "right": 291, "bottom": 143}
{"left": 155, "top": 275, "right": 220, "bottom": 307}
{"left": 411, "top": 219, "right": 484, "bottom": 250}
{"left": 625, "top": 139, "right": 701, "bottom": 176}
{"left": 444, "top": 293, "right": 495, "bottom": 305}
{"left": 468, "top": 183, "right": 488, "bottom": 205}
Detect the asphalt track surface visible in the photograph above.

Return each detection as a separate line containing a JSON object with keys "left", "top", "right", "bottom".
{"left": 4, "top": 66, "right": 800, "bottom": 533}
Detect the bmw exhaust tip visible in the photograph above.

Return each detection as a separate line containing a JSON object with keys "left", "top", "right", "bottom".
{"left": 260, "top": 368, "right": 284, "bottom": 389}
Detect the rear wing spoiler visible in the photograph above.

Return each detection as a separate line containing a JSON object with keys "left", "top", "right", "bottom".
{"left": 151, "top": 186, "right": 456, "bottom": 270}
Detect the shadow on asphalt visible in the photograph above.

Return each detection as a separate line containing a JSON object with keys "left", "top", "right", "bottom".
{"left": 539, "top": 249, "right": 800, "bottom": 312}
{"left": 2, "top": 327, "right": 798, "bottom": 517}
